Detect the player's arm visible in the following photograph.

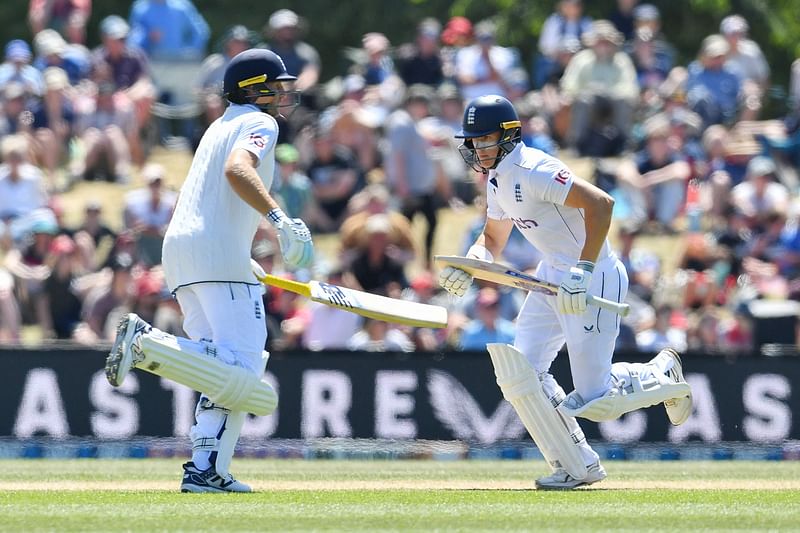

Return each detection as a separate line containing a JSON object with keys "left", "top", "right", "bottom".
{"left": 224, "top": 148, "right": 281, "bottom": 215}
{"left": 562, "top": 177, "right": 614, "bottom": 265}
{"left": 473, "top": 217, "right": 514, "bottom": 260}
{"left": 225, "top": 148, "right": 314, "bottom": 268}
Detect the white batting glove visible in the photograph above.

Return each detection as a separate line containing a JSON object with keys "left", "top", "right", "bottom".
{"left": 250, "top": 258, "right": 266, "bottom": 280}
{"left": 557, "top": 261, "right": 593, "bottom": 315}
{"left": 267, "top": 208, "right": 314, "bottom": 269}
{"left": 438, "top": 266, "right": 473, "bottom": 297}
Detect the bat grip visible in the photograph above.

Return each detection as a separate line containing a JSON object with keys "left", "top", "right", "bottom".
{"left": 587, "top": 294, "right": 630, "bottom": 317}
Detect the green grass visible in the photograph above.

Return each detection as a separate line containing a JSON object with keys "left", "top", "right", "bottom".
{"left": 0, "top": 460, "right": 798, "bottom": 532}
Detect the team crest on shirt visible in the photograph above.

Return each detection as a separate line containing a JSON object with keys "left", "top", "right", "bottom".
{"left": 249, "top": 133, "right": 265, "bottom": 148}
{"left": 514, "top": 183, "right": 522, "bottom": 202}
{"left": 554, "top": 168, "right": 571, "bottom": 185}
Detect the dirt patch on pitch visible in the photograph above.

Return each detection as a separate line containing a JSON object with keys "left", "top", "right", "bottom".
{"left": 4, "top": 479, "right": 800, "bottom": 492}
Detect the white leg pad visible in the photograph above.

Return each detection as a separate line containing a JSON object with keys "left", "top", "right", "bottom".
{"left": 559, "top": 366, "right": 691, "bottom": 422}
{"left": 137, "top": 331, "right": 277, "bottom": 416}
{"left": 487, "top": 343, "right": 588, "bottom": 480}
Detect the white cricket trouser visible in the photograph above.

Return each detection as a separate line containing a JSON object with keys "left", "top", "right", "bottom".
{"left": 175, "top": 282, "right": 267, "bottom": 471}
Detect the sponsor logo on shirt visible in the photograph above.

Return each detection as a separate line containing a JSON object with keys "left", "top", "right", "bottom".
{"left": 249, "top": 133, "right": 265, "bottom": 148}
{"left": 554, "top": 168, "right": 571, "bottom": 185}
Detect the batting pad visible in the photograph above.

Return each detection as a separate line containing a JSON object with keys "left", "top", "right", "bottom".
{"left": 487, "top": 343, "right": 588, "bottom": 480}
{"left": 137, "top": 332, "right": 277, "bottom": 416}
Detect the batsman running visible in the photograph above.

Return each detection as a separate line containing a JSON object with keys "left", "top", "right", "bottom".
{"left": 105, "top": 49, "right": 314, "bottom": 493}
{"left": 439, "top": 95, "right": 693, "bottom": 489}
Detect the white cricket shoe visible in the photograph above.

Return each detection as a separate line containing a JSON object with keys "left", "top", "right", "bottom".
{"left": 180, "top": 462, "right": 252, "bottom": 493}
{"left": 105, "top": 313, "right": 150, "bottom": 387}
{"left": 661, "top": 349, "right": 693, "bottom": 425}
{"left": 535, "top": 461, "right": 607, "bottom": 490}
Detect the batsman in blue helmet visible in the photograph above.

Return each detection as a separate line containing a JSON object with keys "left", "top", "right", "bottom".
{"left": 106, "top": 48, "right": 313, "bottom": 493}
{"left": 440, "top": 95, "right": 693, "bottom": 489}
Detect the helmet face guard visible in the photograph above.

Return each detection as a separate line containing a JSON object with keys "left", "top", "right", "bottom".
{"left": 458, "top": 120, "right": 522, "bottom": 173}
{"left": 236, "top": 76, "right": 301, "bottom": 116}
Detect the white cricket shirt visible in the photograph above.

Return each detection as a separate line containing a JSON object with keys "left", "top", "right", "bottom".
{"left": 486, "top": 144, "right": 610, "bottom": 270}
{"left": 162, "top": 103, "right": 278, "bottom": 290}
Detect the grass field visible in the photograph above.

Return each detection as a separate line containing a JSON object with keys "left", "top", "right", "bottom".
{"left": 1, "top": 459, "right": 798, "bottom": 532}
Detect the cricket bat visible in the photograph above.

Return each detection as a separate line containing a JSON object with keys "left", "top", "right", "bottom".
{"left": 434, "top": 255, "right": 630, "bottom": 317}
{"left": 255, "top": 273, "right": 448, "bottom": 328}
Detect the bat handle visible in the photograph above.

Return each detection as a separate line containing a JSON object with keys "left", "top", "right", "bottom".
{"left": 586, "top": 294, "right": 631, "bottom": 317}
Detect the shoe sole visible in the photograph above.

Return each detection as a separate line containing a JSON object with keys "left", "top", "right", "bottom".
{"left": 181, "top": 484, "right": 251, "bottom": 493}
{"left": 663, "top": 349, "right": 693, "bottom": 426}
{"left": 105, "top": 314, "right": 137, "bottom": 387}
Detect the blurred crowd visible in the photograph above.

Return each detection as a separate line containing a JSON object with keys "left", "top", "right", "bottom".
{"left": 2, "top": 0, "right": 800, "bottom": 355}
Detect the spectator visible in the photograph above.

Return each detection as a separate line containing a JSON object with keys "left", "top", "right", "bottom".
{"left": 636, "top": 304, "right": 688, "bottom": 353}
{"left": 630, "top": 27, "right": 672, "bottom": 91}
{"left": 79, "top": 252, "right": 134, "bottom": 341}
{"left": 305, "top": 126, "right": 362, "bottom": 233}
{"left": 302, "top": 266, "right": 362, "bottom": 351}
{"left": 720, "top": 15, "right": 769, "bottom": 91}
{"left": 0, "top": 135, "right": 48, "bottom": 221}
{"left": 262, "top": 9, "right": 320, "bottom": 93}
{"left": 536, "top": 0, "right": 592, "bottom": 89}
{"left": 71, "top": 82, "right": 135, "bottom": 183}
{"left": 686, "top": 35, "right": 741, "bottom": 128}
{"left": 73, "top": 199, "right": 116, "bottom": 267}
{"left": 340, "top": 183, "right": 416, "bottom": 260}
{"left": 348, "top": 318, "right": 414, "bottom": 352}
{"left": 123, "top": 162, "right": 177, "bottom": 265}
{"left": 91, "top": 15, "right": 156, "bottom": 164}
{"left": 397, "top": 17, "right": 444, "bottom": 87}
{"left": 0, "top": 40, "right": 44, "bottom": 99}
{"left": 627, "top": 3, "right": 676, "bottom": 68}
{"left": 127, "top": 0, "right": 209, "bottom": 61}
{"left": 42, "top": 234, "right": 83, "bottom": 339}
{"left": 458, "top": 287, "right": 515, "bottom": 350}
{"left": 560, "top": 20, "right": 638, "bottom": 152}
{"left": 28, "top": 0, "right": 90, "bottom": 45}
{"left": 455, "top": 19, "right": 518, "bottom": 101}
{"left": 384, "top": 84, "right": 440, "bottom": 263}
{"left": 344, "top": 214, "right": 408, "bottom": 293}
{"left": 731, "top": 156, "right": 788, "bottom": 231}
{"left": 440, "top": 16, "right": 473, "bottom": 83}
{"left": 32, "top": 29, "right": 89, "bottom": 85}
{"left": 272, "top": 143, "right": 319, "bottom": 223}
{"left": 31, "top": 67, "right": 76, "bottom": 184}
{"left": 0, "top": 264, "right": 21, "bottom": 343}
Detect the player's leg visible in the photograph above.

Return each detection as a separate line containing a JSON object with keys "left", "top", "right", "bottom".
{"left": 508, "top": 286, "right": 604, "bottom": 488}
{"left": 185, "top": 282, "right": 268, "bottom": 484}
{"left": 558, "top": 258, "right": 692, "bottom": 422}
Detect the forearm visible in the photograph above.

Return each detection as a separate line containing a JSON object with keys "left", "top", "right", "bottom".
{"left": 580, "top": 201, "right": 612, "bottom": 263}
{"left": 226, "top": 161, "right": 280, "bottom": 215}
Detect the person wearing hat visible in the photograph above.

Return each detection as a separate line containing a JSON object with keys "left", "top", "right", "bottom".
{"left": 560, "top": 19, "right": 639, "bottom": 151}
{"left": 91, "top": 15, "right": 156, "bottom": 166}
{"left": 719, "top": 14, "right": 769, "bottom": 91}
{"left": 685, "top": 34, "right": 741, "bottom": 128}
{"left": 262, "top": 9, "right": 320, "bottom": 92}
{"left": 32, "top": 29, "right": 89, "bottom": 86}
{"left": 731, "top": 155, "right": 788, "bottom": 230}
{"left": 396, "top": 17, "right": 444, "bottom": 87}
{"left": 455, "top": 18, "right": 518, "bottom": 102}
{"left": 536, "top": 0, "right": 592, "bottom": 89}
{"left": 123, "top": 162, "right": 177, "bottom": 266}
{"left": 0, "top": 39, "right": 45, "bottom": 98}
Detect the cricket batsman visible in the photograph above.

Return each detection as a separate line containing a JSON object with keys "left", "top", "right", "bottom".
{"left": 105, "top": 49, "right": 314, "bottom": 493}
{"left": 439, "top": 95, "right": 693, "bottom": 489}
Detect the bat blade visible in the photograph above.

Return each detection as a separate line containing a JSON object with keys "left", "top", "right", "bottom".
{"left": 258, "top": 274, "right": 448, "bottom": 328}
{"left": 434, "top": 255, "right": 630, "bottom": 317}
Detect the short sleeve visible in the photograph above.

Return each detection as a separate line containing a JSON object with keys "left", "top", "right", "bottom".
{"left": 232, "top": 114, "right": 278, "bottom": 163}
{"left": 525, "top": 156, "right": 573, "bottom": 206}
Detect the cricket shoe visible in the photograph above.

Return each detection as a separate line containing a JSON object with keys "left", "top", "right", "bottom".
{"left": 180, "top": 462, "right": 252, "bottom": 493}
{"left": 105, "top": 313, "right": 150, "bottom": 387}
{"left": 660, "top": 349, "right": 693, "bottom": 425}
{"left": 535, "top": 461, "right": 607, "bottom": 490}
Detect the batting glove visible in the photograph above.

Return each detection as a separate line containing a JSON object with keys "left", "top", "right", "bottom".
{"left": 557, "top": 261, "right": 593, "bottom": 315}
{"left": 267, "top": 208, "right": 314, "bottom": 269}
{"left": 438, "top": 266, "right": 473, "bottom": 297}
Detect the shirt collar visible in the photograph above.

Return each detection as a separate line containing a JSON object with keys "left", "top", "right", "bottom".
{"left": 493, "top": 143, "right": 523, "bottom": 175}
